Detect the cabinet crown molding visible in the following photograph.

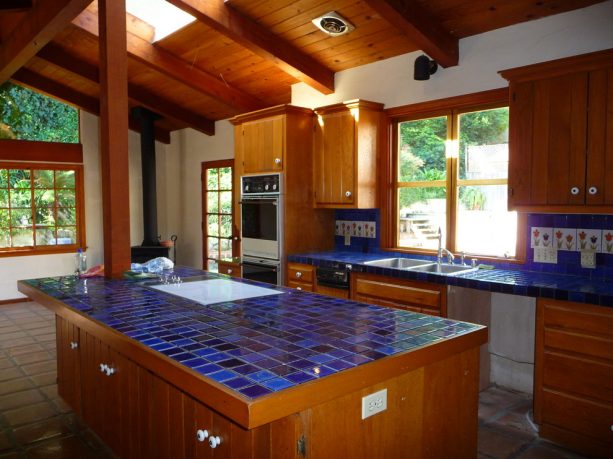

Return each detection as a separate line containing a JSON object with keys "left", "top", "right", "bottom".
{"left": 229, "top": 104, "right": 313, "bottom": 125}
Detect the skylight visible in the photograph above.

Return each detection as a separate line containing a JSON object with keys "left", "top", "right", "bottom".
{"left": 126, "top": 0, "right": 196, "bottom": 42}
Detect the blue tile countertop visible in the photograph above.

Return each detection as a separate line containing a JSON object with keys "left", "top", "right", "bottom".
{"left": 288, "top": 250, "right": 613, "bottom": 307}
{"left": 22, "top": 267, "right": 483, "bottom": 401}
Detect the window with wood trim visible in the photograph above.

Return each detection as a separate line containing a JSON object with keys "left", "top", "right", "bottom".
{"left": 202, "top": 160, "right": 235, "bottom": 272}
{"left": 0, "top": 162, "right": 85, "bottom": 256}
{"left": 386, "top": 90, "right": 523, "bottom": 260}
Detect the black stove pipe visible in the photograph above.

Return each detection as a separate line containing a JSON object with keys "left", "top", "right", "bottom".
{"left": 132, "top": 107, "right": 161, "bottom": 246}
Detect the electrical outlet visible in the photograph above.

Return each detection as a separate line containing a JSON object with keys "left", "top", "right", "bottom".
{"left": 344, "top": 232, "right": 351, "bottom": 246}
{"left": 580, "top": 250, "right": 596, "bottom": 269}
{"left": 534, "top": 247, "right": 557, "bottom": 264}
{"left": 361, "top": 388, "right": 387, "bottom": 419}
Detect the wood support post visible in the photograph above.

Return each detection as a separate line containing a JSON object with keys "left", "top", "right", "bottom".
{"left": 98, "top": 0, "right": 130, "bottom": 278}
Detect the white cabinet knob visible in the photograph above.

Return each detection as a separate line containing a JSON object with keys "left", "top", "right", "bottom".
{"left": 296, "top": 287, "right": 302, "bottom": 291}
{"left": 570, "top": 186, "right": 580, "bottom": 196}
{"left": 99, "top": 363, "right": 107, "bottom": 373}
{"left": 209, "top": 436, "right": 221, "bottom": 449}
{"left": 345, "top": 191, "right": 352, "bottom": 198}
{"left": 588, "top": 186, "right": 598, "bottom": 195}
{"left": 295, "top": 271, "right": 302, "bottom": 278}
{"left": 105, "top": 366, "right": 115, "bottom": 376}
{"left": 196, "top": 429, "right": 209, "bottom": 442}
{"left": 274, "top": 158, "right": 281, "bottom": 165}
{"left": 227, "top": 268, "right": 233, "bottom": 274}
{"left": 70, "top": 341, "right": 78, "bottom": 350}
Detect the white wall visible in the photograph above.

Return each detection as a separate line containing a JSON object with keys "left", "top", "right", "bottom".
{"left": 0, "top": 111, "right": 165, "bottom": 301}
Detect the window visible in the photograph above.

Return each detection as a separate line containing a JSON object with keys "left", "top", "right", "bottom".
{"left": 0, "top": 163, "right": 85, "bottom": 256}
{"left": 0, "top": 82, "right": 79, "bottom": 143}
{"left": 202, "top": 160, "right": 235, "bottom": 272}
{"left": 389, "top": 90, "right": 520, "bottom": 260}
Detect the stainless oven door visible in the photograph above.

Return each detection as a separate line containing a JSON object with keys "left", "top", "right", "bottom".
{"left": 241, "top": 257, "right": 281, "bottom": 286}
{"left": 240, "top": 197, "right": 280, "bottom": 260}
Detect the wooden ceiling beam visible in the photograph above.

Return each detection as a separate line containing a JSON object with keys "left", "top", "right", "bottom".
{"left": 0, "top": 0, "right": 33, "bottom": 13}
{"left": 72, "top": 9, "right": 266, "bottom": 112}
{"left": 37, "top": 43, "right": 215, "bottom": 136}
{"left": 167, "top": 0, "right": 335, "bottom": 95}
{"left": 11, "top": 68, "right": 171, "bottom": 144}
{"left": 0, "top": 0, "right": 93, "bottom": 84}
{"left": 364, "top": 0, "right": 458, "bottom": 68}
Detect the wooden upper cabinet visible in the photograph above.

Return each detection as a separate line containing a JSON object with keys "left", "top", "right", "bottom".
{"left": 231, "top": 105, "right": 313, "bottom": 176}
{"left": 500, "top": 49, "right": 613, "bottom": 212}
{"left": 313, "top": 100, "right": 383, "bottom": 209}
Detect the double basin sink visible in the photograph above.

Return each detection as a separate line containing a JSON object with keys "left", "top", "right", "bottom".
{"left": 363, "top": 257, "right": 478, "bottom": 276}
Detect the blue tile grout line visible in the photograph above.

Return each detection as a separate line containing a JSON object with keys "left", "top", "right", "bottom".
{"left": 24, "top": 267, "right": 482, "bottom": 400}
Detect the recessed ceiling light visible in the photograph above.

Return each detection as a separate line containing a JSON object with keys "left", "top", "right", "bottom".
{"left": 312, "top": 11, "right": 355, "bottom": 37}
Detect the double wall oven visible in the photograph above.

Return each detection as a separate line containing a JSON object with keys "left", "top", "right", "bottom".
{"left": 240, "top": 173, "right": 283, "bottom": 285}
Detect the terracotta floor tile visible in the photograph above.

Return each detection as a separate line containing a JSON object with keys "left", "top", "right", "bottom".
{"left": 19, "top": 322, "right": 51, "bottom": 332}
{"left": 515, "top": 441, "right": 587, "bottom": 458}
{"left": 13, "top": 352, "right": 52, "bottom": 367}
{"left": 12, "top": 417, "right": 72, "bottom": 446}
{"left": 0, "top": 431, "right": 12, "bottom": 452}
{"left": 0, "top": 367, "right": 24, "bottom": 383}
{"left": 0, "top": 378, "right": 34, "bottom": 396}
{"left": 29, "top": 372, "right": 57, "bottom": 388}
{"left": 0, "top": 337, "right": 36, "bottom": 349}
{"left": 3, "top": 401, "right": 57, "bottom": 426}
{"left": 50, "top": 398, "right": 71, "bottom": 414}
{"left": 26, "top": 435, "right": 98, "bottom": 459}
{"left": 38, "top": 384, "right": 58, "bottom": 400}
{"left": 0, "top": 452, "right": 21, "bottom": 459}
{"left": 478, "top": 427, "right": 527, "bottom": 459}
{"left": 0, "top": 359, "right": 14, "bottom": 370}
{"left": 5, "top": 344, "right": 44, "bottom": 357}
{"left": 20, "top": 361, "right": 56, "bottom": 377}
{"left": 33, "top": 334, "right": 55, "bottom": 343}
{"left": 0, "top": 389, "right": 45, "bottom": 411}
{"left": 0, "top": 332, "right": 27, "bottom": 343}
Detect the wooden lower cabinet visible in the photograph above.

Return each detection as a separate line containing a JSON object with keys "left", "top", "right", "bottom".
{"left": 56, "top": 316, "right": 81, "bottom": 416}
{"left": 55, "top": 313, "right": 481, "bottom": 458}
{"left": 351, "top": 272, "right": 447, "bottom": 316}
{"left": 286, "top": 262, "right": 314, "bottom": 292}
{"left": 534, "top": 298, "right": 613, "bottom": 457}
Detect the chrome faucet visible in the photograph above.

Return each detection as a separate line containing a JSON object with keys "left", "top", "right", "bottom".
{"left": 436, "top": 227, "right": 455, "bottom": 265}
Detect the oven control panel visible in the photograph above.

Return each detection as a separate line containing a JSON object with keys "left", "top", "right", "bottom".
{"left": 241, "top": 173, "right": 282, "bottom": 195}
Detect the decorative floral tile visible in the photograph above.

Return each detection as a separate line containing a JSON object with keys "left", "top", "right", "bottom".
{"left": 553, "top": 228, "right": 577, "bottom": 251}
{"left": 531, "top": 227, "right": 553, "bottom": 248}
{"left": 604, "top": 230, "right": 613, "bottom": 254}
{"left": 339, "top": 221, "right": 350, "bottom": 235}
{"left": 335, "top": 221, "right": 342, "bottom": 236}
{"left": 576, "top": 229, "right": 602, "bottom": 252}
{"left": 364, "top": 222, "right": 376, "bottom": 239}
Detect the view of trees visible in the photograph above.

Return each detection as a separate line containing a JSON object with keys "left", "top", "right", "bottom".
{"left": 397, "top": 108, "right": 509, "bottom": 212}
{"left": 0, "top": 82, "right": 79, "bottom": 143}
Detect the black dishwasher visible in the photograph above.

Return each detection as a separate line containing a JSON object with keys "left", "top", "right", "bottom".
{"left": 316, "top": 265, "right": 350, "bottom": 290}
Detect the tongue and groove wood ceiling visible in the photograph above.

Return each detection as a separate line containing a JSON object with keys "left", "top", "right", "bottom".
{"left": 0, "top": 0, "right": 606, "bottom": 142}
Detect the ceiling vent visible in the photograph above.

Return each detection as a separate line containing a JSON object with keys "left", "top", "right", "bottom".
{"left": 312, "top": 11, "right": 355, "bottom": 37}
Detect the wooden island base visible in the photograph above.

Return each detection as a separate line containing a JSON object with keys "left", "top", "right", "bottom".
{"left": 21, "top": 279, "right": 485, "bottom": 459}
{"left": 57, "top": 313, "right": 480, "bottom": 459}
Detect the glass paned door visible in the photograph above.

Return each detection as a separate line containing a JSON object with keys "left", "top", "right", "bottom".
{"left": 202, "top": 160, "right": 235, "bottom": 271}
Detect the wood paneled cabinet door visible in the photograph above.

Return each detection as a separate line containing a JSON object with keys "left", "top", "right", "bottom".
{"left": 218, "top": 260, "right": 242, "bottom": 278}
{"left": 313, "top": 100, "right": 383, "bottom": 209}
{"left": 534, "top": 298, "right": 613, "bottom": 457}
{"left": 501, "top": 50, "right": 613, "bottom": 211}
{"left": 237, "top": 115, "right": 285, "bottom": 174}
{"left": 56, "top": 316, "right": 81, "bottom": 416}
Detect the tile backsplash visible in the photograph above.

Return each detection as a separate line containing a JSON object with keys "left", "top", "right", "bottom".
{"left": 526, "top": 214, "right": 613, "bottom": 280}
{"left": 334, "top": 209, "right": 380, "bottom": 251}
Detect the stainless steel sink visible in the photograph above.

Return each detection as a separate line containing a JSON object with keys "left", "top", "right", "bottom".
{"left": 409, "top": 263, "right": 478, "bottom": 275}
{"left": 364, "top": 257, "right": 432, "bottom": 269}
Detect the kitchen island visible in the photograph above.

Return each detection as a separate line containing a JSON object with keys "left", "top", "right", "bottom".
{"left": 18, "top": 267, "right": 487, "bottom": 459}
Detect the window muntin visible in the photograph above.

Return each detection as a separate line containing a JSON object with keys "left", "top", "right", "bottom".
{"left": 204, "top": 164, "right": 234, "bottom": 272}
{"left": 0, "top": 164, "right": 83, "bottom": 255}
{"left": 393, "top": 105, "right": 518, "bottom": 259}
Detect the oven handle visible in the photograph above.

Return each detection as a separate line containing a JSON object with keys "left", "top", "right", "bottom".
{"left": 239, "top": 199, "right": 278, "bottom": 205}
{"left": 242, "top": 260, "right": 280, "bottom": 270}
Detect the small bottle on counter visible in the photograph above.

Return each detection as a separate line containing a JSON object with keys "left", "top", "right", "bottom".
{"left": 75, "top": 248, "right": 87, "bottom": 276}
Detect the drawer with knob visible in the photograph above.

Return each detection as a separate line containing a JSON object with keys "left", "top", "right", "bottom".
{"left": 218, "top": 260, "right": 242, "bottom": 278}
{"left": 287, "top": 263, "right": 314, "bottom": 284}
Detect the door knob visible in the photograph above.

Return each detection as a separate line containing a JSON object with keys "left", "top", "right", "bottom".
{"left": 274, "top": 158, "right": 281, "bottom": 165}
{"left": 209, "top": 436, "right": 221, "bottom": 449}
{"left": 296, "top": 271, "right": 302, "bottom": 278}
{"left": 345, "top": 191, "right": 352, "bottom": 198}
{"left": 570, "top": 186, "right": 580, "bottom": 196}
{"left": 227, "top": 269, "right": 233, "bottom": 274}
{"left": 588, "top": 186, "right": 598, "bottom": 195}
{"left": 196, "top": 429, "right": 209, "bottom": 442}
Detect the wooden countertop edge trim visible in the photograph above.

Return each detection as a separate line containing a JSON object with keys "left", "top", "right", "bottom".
{"left": 18, "top": 280, "right": 487, "bottom": 430}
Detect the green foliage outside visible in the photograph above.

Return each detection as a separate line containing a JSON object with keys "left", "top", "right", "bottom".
{"left": 0, "top": 82, "right": 79, "bottom": 143}
{"left": 398, "top": 108, "right": 508, "bottom": 212}
{"left": 0, "top": 168, "right": 77, "bottom": 248}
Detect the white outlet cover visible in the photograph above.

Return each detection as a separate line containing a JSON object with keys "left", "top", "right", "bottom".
{"left": 361, "top": 388, "right": 387, "bottom": 419}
